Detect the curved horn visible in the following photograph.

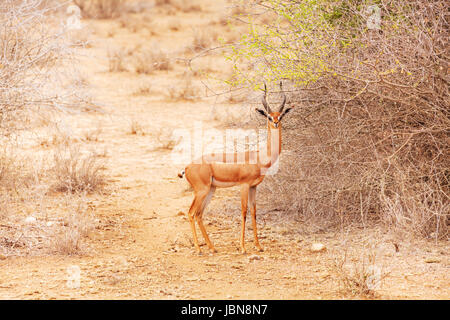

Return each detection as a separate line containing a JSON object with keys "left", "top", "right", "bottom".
{"left": 279, "top": 81, "right": 287, "bottom": 113}
{"left": 261, "top": 82, "right": 272, "bottom": 113}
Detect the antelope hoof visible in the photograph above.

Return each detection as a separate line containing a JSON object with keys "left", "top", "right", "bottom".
{"left": 240, "top": 248, "right": 247, "bottom": 255}
{"left": 210, "top": 248, "right": 217, "bottom": 254}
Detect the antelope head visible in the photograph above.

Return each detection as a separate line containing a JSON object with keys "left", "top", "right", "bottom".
{"left": 256, "top": 81, "right": 293, "bottom": 128}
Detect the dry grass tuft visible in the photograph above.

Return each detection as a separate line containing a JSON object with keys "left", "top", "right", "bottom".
{"left": 154, "top": 0, "right": 202, "bottom": 13}
{"left": 192, "top": 30, "right": 216, "bottom": 52}
{"left": 118, "top": 13, "right": 153, "bottom": 33}
{"left": 154, "top": 0, "right": 172, "bottom": 5}
{"left": 52, "top": 146, "right": 106, "bottom": 194}
{"left": 167, "top": 73, "right": 197, "bottom": 101}
{"left": 227, "top": 91, "right": 247, "bottom": 104}
{"left": 330, "top": 248, "right": 387, "bottom": 298}
{"left": 107, "top": 48, "right": 127, "bottom": 72}
{"left": 132, "top": 50, "right": 172, "bottom": 74}
{"left": 132, "top": 85, "right": 152, "bottom": 96}
{"left": 74, "top": 0, "right": 125, "bottom": 19}
{"left": 0, "top": 147, "right": 37, "bottom": 192}
{"left": 0, "top": 148, "right": 17, "bottom": 191}
{"left": 50, "top": 197, "right": 96, "bottom": 255}
{"left": 168, "top": 19, "right": 181, "bottom": 32}
{"left": 82, "top": 126, "right": 102, "bottom": 142}
{"left": 154, "top": 128, "right": 179, "bottom": 151}
{"left": 129, "top": 119, "right": 145, "bottom": 135}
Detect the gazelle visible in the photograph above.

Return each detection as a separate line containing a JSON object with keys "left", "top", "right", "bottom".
{"left": 179, "top": 82, "right": 293, "bottom": 254}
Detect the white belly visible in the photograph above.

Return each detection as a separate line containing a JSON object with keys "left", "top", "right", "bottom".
{"left": 211, "top": 178, "right": 239, "bottom": 188}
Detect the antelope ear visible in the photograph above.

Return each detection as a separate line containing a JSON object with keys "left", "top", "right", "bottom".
{"left": 255, "top": 108, "right": 268, "bottom": 117}
{"left": 279, "top": 105, "right": 293, "bottom": 120}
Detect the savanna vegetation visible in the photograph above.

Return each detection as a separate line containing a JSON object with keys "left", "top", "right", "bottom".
{"left": 226, "top": 0, "right": 449, "bottom": 240}
{"left": 0, "top": 0, "right": 447, "bottom": 300}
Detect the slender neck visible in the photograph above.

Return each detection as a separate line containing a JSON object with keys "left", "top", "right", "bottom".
{"left": 266, "top": 122, "right": 282, "bottom": 163}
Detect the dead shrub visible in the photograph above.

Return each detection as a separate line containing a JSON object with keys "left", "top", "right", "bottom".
{"left": 0, "top": 0, "right": 79, "bottom": 135}
{"left": 74, "top": 0, "right": 124, "bottom": 19}
{"left": 380, "top": 185, "right": 449, "bottom": 240}
{"left": 52, "top": 146, "right": 105, "bottom": 194}
{"left": 228, "top": 0, "right": 449, "bottom": 239}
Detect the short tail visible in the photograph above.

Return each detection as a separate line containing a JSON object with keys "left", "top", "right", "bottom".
{"left": 177, "top": 169, "right": 185, "bottom": 179}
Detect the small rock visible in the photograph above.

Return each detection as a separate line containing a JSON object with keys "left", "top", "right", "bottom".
{"left": 424, "top": 257, "right": 440, "bottom": 264}
{"left": 310, "top": 243, "right": 326, "bottom": 253}
{"left": 204, "top": 262, "right": 217, "bottom": 267}
{"left": 24, "top": 216, "right": 37, "bottom": 224}
{"left": 186, "top": 277, "right": 198, "bottom": 281}
{"left": 248, "top": 255, "right": 263, "bottom": 262}
{"left": 46, "top": 221, "right": 55, "bottom": 227}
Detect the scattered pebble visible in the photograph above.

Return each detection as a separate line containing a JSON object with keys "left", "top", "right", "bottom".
{"left": 310, "top": 243, "right": 326, "bottom": 253}
{"left": 186, "top": 277, "right": 198, "bottom": 281}
{"left": 424, "top": 258, "right": 440, "bottom": 264}
{"left": 204, "top": 262, "right": 218, "bottom": 267}
{"left": 24, "top": 216, "right": 37, "bottom": 224}
{"left": 248, "top": 255, "right": 263, "bottom": 262}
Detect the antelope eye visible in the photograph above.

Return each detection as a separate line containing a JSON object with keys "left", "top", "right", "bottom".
{"left": 268, "top": 115, "right": 274, "bottom": 122}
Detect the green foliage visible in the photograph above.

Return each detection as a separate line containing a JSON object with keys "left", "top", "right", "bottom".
{"left": 227, "top": 0, "right": 335, "bottom": 86}
{"left": 225, "top": 0, "right": 409, "bottom": 87}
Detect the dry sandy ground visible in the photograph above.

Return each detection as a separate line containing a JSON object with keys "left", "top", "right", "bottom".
{"left": 0, "top": 0, "right": 448, "bottom": 299}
